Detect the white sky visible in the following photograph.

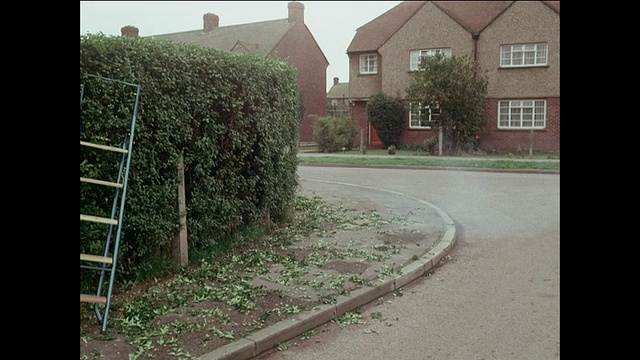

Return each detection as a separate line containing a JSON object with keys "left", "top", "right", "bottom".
{"left": 80, "top": 1, "right": 402, "bottom": 92}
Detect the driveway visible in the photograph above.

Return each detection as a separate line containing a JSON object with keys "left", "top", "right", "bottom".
{"left": 257, "top": 166, "right": 560, "bottom": 360}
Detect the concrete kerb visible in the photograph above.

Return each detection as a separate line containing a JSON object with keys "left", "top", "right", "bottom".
{"left": 197, "top": 181, "right": 457, "bottom": 360}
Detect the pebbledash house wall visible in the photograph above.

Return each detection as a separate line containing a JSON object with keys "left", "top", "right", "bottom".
{"left": 348, "top": 50, "right": 382, "bottom": 148}
{"left": 347, "top": 1, "right": 559, "bottom": 153}
{"left": 477, "top": 1, "right": 560, "bottom": 153}
{"left": 379, "top": 1, "right": 473, "bottom": 149}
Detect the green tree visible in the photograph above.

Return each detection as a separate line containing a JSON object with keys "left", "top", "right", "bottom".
{"left": 406, "top": 53, "right": 489, "bottom": 155}
{"left": 366, "top": 92, "right": 405, "bottom": 147}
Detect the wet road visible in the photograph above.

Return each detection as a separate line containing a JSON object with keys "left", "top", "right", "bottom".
{"left": 257, "top": 166, "right": 560, "bottom": 360}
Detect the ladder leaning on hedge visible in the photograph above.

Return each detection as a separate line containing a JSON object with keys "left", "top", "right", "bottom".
{"left": 80, "top": 74, "right": 141, "bottom": 334}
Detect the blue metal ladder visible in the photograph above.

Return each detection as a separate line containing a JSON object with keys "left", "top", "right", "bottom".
{"left": 80, "top": 73, "right": 141, "bottom": 334}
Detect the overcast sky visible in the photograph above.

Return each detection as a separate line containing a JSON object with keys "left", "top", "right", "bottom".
{"left": 80, "top": 1, "right": 402, "bottom": 92}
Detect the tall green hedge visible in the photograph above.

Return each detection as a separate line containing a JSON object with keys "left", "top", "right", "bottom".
{"left": 80, "top": 33, "right": 301, "bottom": 283}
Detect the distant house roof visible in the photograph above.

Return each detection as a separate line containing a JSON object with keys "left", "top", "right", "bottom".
{"left": 327, "top": 82, "right": 349, "bottom": 99}
{"left": 148, "top": 5, "right": 329, "bottom": 66}
{"left": 347, "top": 1, "right": 560, "bottom": 53}
{"left": 151, "top": 19, "right": 296, "bottom": 57}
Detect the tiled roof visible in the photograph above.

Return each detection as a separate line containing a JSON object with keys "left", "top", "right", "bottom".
{"left": 432, "top": 1, "right": 513, "bottom": 33}
{"left": 150, "top": 19, "right": 295, "bottom": 57}
{"left": 347, "top": 1, "right": 427, "bottom": 53}
{"left": 543, "top": 1, "right": 560, "bottom": 13}
{"left": 347, "top": 1, "right": 559, "bottom": 53}
{"left": 327, "top": 83, "right": 349, "bottom": 99}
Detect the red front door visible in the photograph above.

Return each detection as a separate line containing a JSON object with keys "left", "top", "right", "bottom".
{"left": 369, "top": 123, "right": 383, "bottom": 148}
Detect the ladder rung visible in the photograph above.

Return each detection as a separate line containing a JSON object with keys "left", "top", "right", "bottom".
{"left": 80, "top": 294, "right": 107, "bottom": 304}
{"left": 80, "top": 177, "right": 123, "bottom": 188}
{"left": 80, "top": 141, "right": 128, "bottom": 154}
{"left": 80, "top": 253, "right": 113, "bottom": 264}
{"left": 80, "top": 214, "right": 118, "bottom": 225}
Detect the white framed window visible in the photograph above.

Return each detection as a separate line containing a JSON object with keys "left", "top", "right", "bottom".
{"left": 410, "top": 48, "right": 452, "bottom": 71}
{"left": 498, "top": 100, "right": 546, "bottom": 129}
{"left": 359, "top": 54, "right": 378, "bottom": 74}
{"left": 409, "top": 102, "right": 433, "bottom": 129}
{"left": 500, "top": 43, "right": 548, "bottom": 67}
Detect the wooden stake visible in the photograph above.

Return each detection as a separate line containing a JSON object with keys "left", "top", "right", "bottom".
{"left": 173, "top": 155, "right": 189, "bottom": 267}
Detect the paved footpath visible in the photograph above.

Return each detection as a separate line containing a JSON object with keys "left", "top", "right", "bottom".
{"left": 199, "top": 171, "right": 456, "bottom": 360}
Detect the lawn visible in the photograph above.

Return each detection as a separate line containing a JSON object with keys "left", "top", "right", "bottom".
{"left": 297, "top": 148, "right": 560, "bottom": 171}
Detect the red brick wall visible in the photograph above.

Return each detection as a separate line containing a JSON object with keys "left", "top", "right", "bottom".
{"left": 481, "top": 97, "right": 560, "bottom": 154}
{"left": 400, "top": 127, "right": 437, "bottom": 148}
{"left": 272, "top": 23, "right": 328, "bottom": 143}
{"left": 355, "top": 98, "right": 560, "bottom": 153}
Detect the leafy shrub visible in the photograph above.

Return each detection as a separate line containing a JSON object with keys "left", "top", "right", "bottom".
{"left": 312, "top": 115, "right": 356, "bottom": 153}
{"left": 366, "top": 92, "right": 405, "bottom": 147}
{"left": 424, "top": 136, "right": 438, "bottom": 154}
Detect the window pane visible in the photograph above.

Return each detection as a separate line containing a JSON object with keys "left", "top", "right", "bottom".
{"left": 499, "top": 99, "right": 546, "bottom": 128}
{"left": 512, "top": 52, "right": 523, "bottom": 65}
{"left": 410, "top": 51, "right": 419, "bottom": 70}
{"left": 524, "top": 51, "right": 535, "bottom": 64}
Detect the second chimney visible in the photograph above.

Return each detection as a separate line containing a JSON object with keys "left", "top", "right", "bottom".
{"left": 333, "top": 77, "right": 339, "bottom": 86}
{"left": 288, "top": 2, "right": 304, "bottom": 24}
{"left": 121, "top": 25, "right": 139, "bottom": 37}
{"left": 203, "top": 13, "right": 219, "bottom": 32}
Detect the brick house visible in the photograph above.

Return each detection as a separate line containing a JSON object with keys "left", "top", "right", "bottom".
{"left": 346, "top": 1, "right": 560, "bottom": 153}
{"left": 122, "top": 2, "right": 328, "bottom": 144}
{"left": 326, "top": 77, "right": 350, "bottom": 118}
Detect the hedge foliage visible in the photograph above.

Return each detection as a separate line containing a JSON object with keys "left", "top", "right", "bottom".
{"left": 366, "top": 92, "right": 405, "bottom": 147}
{"left": 80, "top": 33, "right": 301, "bottom": 284}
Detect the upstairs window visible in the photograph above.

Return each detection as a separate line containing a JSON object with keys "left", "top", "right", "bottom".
{"left": 498, "top": 100, "right": 546, "bottom": 129}
{"left": 410, "top": 48, "right": 452, "bottom": 71}
{"left": 500, "top": 43, "right": 548, "bottom": 67}
{"left": 359, "top": 54, "right": 378, "bottom": 74}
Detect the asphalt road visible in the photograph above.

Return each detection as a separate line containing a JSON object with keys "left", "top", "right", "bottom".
{"left": 257, "top": 166, "right": 560, "bottom": 360}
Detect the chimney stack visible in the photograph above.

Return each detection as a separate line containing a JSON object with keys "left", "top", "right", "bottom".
{"left": 121, "top": 25, "right": 139, "bottom": 37}
{"left": 288, "top": 2, "right": 304, "bottom": 24}
{"left": 203, "top": 13, "right": 219, "bottom": 32}
{"left": 333, "top": 77, "right": 339, "bottom": 86}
